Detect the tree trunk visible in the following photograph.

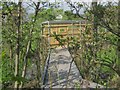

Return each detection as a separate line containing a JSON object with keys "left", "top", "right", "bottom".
{"left": 117, "top": 1, "right": 120, "bottom": 75}
{"left": 91, "top": 0, "right": 98, "bottom": 82}
{"left": 10, "top": 45, "right": 12, "bottom": 59}
{"left": 19, "top": 41, "right": 31, "bottom": 88}
{"left": 19, "top": 2, "right": 41, "bottom": 88}
{"left": 36, "top": 52, "right": 41, "bottom": 87}
{"left": 10, "top": 45, "right": 13, "bottom": 71}
{"left": 92, "top": 0, "right": 98, "bottom": 59}
{"left": 14, "top": 2, "right": 22, "bottom": 89}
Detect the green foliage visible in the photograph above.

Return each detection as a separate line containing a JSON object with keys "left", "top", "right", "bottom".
{"left": 1, "top": 51, "right": 12, "bottom": 81}
{"left": 1, "top": 1, "right": 120, "bottom": 88}
{"left": 37, "top": 8, "right": 56, "bottom": 21}
{"left": 63, "top": 11, "right": 81, "bottom": 20}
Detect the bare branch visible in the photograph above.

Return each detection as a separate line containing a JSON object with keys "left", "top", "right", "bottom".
{"left": 99, "top": 19, "right": 120, "bottom": 37}
{"left": 26, "top": 2, "right": 36, "bottom": 9}
{"left": 65, "top": 1, "right": 90, "bottom": 20}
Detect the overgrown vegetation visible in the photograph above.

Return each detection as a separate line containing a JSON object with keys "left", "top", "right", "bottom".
{"left": 1, "top": 1, "right": 120, "bottom": 89}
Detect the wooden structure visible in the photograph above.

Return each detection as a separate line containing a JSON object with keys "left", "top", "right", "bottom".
{"left": 41, "top": 20, "right": 91, "bottom": 47}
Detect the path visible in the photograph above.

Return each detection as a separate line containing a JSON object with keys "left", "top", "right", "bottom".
{"left": 43, "top": 48, "right": 104, "bottom": 88}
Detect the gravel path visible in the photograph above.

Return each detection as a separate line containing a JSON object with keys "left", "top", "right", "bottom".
{"left": 44, "top": 48, "right": 82, "bottom": 88}
{"left": 44, "top": 48, "right": 104, "bottom": 88}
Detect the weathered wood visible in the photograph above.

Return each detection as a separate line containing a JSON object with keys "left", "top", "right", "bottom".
{"left": 42, "top": 20, "right": 92, "bottom": 46}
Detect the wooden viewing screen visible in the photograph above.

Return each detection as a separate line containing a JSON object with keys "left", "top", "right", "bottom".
{"left": 41, "top": 20, "right": 91, "bottom": 47}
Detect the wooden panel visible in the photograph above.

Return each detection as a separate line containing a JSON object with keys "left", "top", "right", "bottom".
{"left": 58, "top": 27, "right": 67, "bottom": 34}
{"left": 73, "top": 29, "right": 80, "bottom": 34}
{"left": 43, "top": 23, "right": 91, "bottom": 28}
{"left": 51, "top": 28, "right": 58, "bottom": 34}
{"left": 42, "top": 23, "right": 92, "bottom": 46}
{"left": 49, "top": 37, "right": 59, "bottom": 45}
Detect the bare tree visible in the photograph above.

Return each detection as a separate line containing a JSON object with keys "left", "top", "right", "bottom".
{"left": 65, "top": 0, "right": 86, "bottom": 20}
{"left": 14, "top": 1, "right": 22, "bottom": 89}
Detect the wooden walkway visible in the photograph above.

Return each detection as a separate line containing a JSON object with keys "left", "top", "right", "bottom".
{"left": 43, "top": 48, "right": 104, "bottom": 88}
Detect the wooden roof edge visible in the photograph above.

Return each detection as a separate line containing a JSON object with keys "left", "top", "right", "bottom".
{"left": 41, "top": 20, "right": 90, "bottom": 25}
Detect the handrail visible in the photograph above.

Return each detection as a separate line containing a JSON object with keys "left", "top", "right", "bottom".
{"left": 42, "top": 48, "right": 51, "bottom": 87}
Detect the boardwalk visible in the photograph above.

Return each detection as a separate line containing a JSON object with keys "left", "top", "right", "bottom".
{"left": 44, "top": 48, "right": 82, "bottom": 88}
{"left": 43, "top": 48, "right": 104, "bottom": 88}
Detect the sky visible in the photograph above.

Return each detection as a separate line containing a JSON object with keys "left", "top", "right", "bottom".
{"left": 2, "top": 0, "right": 118, "bottom": 14}
{"left": 2, "top": 0, "right": 119, "bottom": 2}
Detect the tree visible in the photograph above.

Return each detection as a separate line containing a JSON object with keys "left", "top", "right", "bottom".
{"left": 19, "top": 2, "right": 42, "bottom": 88}
{"left": 66, "top": 0, "right": 120, "bottom": 87}
{"left": 117, "top": 0, "right": 120, "bottom": 76}
{"left": 14, "top": 1, "right": 22, "bottom": 89}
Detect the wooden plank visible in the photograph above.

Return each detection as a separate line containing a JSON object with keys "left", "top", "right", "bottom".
{"left": 43, "top": 24, "right": 91, "bottom": 28}
{"left": 42, "top": 22, "right": 92, "bottom": 47}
